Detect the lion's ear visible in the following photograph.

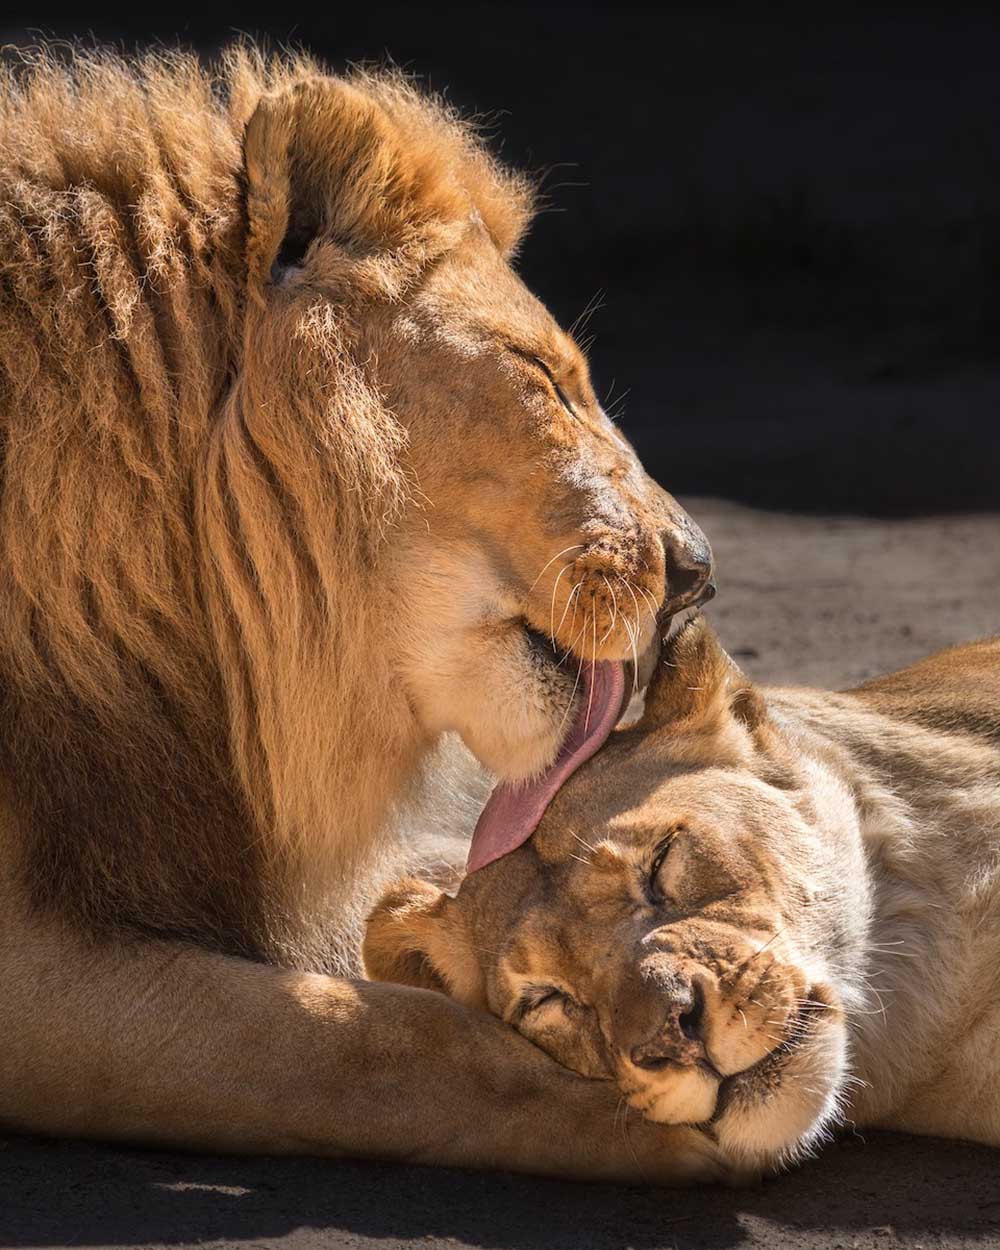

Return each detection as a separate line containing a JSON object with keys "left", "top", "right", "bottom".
{"left": 242, "top": 76, "right": 468, "bottom": 294}
{"left": 363, "top": 878, "right": 485, "bottom": 1007}
{"left": 640, "top": 615, "right": 767, "bottom": 736}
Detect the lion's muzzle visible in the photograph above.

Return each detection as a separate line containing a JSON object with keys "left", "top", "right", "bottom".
{"left": 660, "top": 511, "right": 715, "bottom": 618}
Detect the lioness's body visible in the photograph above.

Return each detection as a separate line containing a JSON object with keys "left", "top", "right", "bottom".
{"left": 803, "top": 639, "right": 1000, "bottom": 1144}
{"left": 369, "top": 630, "right": 1000, "bottom": 1178}
{"left": 0, "top": 47, "right": 713, "bottom": 1179}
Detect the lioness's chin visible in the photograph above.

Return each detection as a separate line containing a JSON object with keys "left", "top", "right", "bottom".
{"left": 629, "top": 1014, "right": 849, "bottom": 1171}
{"left": 713, "top": 1015, "right": 849, "bottom": 1170}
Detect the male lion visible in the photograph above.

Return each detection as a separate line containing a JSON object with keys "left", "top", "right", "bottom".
{"left": 0, "top": 48, "right": 713, "bottom": 1178}
{"left": 368, "top": 619, "right": 1000, "bottom": 1181}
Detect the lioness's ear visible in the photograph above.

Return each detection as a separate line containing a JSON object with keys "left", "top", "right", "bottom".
{"left": 242, "top": 76, "right": 469, "bottom": 294}
{"left": 363, "top": 878, "right": 485, "bottom": 1007}
{"left": 640, "top": 615, "right": 766, "bottom": 735}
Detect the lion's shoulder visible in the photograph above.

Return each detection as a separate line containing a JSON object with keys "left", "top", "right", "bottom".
{"left": 847, "top": 637, "right": 1000, "bottom": 747}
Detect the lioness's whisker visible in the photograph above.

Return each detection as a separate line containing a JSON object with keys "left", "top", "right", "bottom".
{"left": 867, "top": 946, "right": 918, "bottom": 959}
{"left": 570, "top": 830, "right": 600, "bottom": 856}
{"left": 633, "top": 581, "right": 660, "bottom": 622}
{"left": 620, "top": 1099, "right": 646, "bottom": 1184}
{"left": 753, "top": 929, "right": 786, "bottom": 959}
{"left": 569, "top": 290, "right": 605, "bottom": 341}
{"left": 616, "top": 574, "right": 644, "bottom": 640}
{"left": 597, "top": 574, "right": 619, "bottom": 648}
{"left": 558, "top": 610, "right": 589, "bottom": 666}
{"left": 618, "top": 601, "right": 640, "bottom": 692}
{"left": 612, "top": 1094, "right": 625, "bottom": 1143}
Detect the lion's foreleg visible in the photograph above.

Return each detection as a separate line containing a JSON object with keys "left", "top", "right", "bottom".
{"left": 0, "top": 910, "right": 720, "bottom": 1182}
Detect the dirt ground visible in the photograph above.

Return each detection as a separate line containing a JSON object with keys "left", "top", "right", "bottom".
{"left": 3, "top": 498, "right": 999, "bottom": 1250}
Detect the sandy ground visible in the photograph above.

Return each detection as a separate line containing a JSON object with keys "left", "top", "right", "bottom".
{"left": 3, "top": 498, "right": 1000, "bottom": 1250}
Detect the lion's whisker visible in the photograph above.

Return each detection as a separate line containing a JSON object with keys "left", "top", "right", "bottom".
{"left": 529, "top": 544, "right": 585, "bottom": 594}
{"left": 597, "top": 574, "right": 619, "bottom": 648}
{"left": 549, "top": 561, "right": 574, "bottom": 643}
{"left": 584, "top": 610, "right": 597, "bottom": 733}
{"left": 555, "top": 580, "right": 584, "bottom": 642}
{"left": 616, "top": 575, "right": 642, "bottom": 686}
{"left": 556, "top": 620, "right": 589, "bottom": 737}
{"left": 634, "top": 582, "right": 660, "bottom": 622}
{"left": 558, "top": 611, "right": 590, "bottom": 665}
{"left": 569, "top": 290, "right": 605, "bottom": 341}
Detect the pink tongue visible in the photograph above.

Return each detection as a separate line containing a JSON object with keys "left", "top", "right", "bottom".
{"left": 467, "top": 660, "right": 626, "bottom": 873}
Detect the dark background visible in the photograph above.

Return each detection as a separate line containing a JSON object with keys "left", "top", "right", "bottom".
{"left": 4, "top": 6, "right": 1000, "bottom": 513}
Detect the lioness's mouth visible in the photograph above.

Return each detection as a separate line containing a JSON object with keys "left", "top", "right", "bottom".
{"left": 712, "top": 1001, "right": 822, "bottom": 1124}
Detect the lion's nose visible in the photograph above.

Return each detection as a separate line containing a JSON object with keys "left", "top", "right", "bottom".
{"left": 660, "top": 518, "right": 715, "bottom": 619}
{"left": 629, "top": 976, "right": 707, "bottom": 1071}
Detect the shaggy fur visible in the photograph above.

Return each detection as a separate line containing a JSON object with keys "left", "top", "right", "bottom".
{"left": 0, "top": 44, "right": 715, "bottom": 1177}
{"left": 0, "top": 46, "right": 532, "bottom": 957}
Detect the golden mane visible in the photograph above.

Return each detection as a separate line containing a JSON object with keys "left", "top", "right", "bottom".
{"left": 0, "top": 45, "right": 533, "bottom": 960}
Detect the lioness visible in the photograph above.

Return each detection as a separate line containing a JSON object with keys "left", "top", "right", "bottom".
{"left": 0, "top": 48, "right": 712, "bottom": 1178}
{"left": 367, "top": 618, "right": 1000, "bottom": 1180}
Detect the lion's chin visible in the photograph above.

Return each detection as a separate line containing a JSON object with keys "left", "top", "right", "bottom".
{"left": 446, "top": 619, "right": 582, "bottom": 782}
{"left": 409, "top": 602, "right": 651, "bottom": 785}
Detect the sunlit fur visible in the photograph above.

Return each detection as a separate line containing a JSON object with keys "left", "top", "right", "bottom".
{"left": 0, "top": 46, "right": 720, "bottom": 1174}
{"left": 0, "top": 44, "right": 708, "bottom": 964}
{"left": 368, "top": 622, "right": 1000, "bottom": 1181}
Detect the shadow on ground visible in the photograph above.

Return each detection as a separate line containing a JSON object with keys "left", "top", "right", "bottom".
{"left": 3, "top": 1131, "right": 999, "bottom": 1250}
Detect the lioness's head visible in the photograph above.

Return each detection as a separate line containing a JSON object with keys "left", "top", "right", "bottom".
{"left": 366, "top": 618, "right": 869, "bottom": 1172}
{"left": 240, "top": 70, "right": 711, "bottom": 786}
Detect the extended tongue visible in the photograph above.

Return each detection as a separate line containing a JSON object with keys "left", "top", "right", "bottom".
{"left": 467, "top": 660, "right": 627, "bottom": 873}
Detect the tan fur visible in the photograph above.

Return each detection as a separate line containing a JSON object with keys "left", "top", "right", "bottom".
{"left": 368, "top": 620, "right": 1000, "bottom": 1180}
{"left": 0, "top": 43, "right": 716, "bottom": 1180}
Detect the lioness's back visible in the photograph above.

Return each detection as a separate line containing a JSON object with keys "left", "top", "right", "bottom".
{"left": 850, "top": 637, "right": 1000, "bottom": 747}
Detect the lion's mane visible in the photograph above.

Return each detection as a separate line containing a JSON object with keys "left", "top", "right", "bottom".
{"left": 0, "top": 45, "right": 531, "bottom": 964}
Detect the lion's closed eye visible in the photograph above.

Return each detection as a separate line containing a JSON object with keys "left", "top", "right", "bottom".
{"left": 506, "top": 345, "right": 581, "bottom": 421}
{"left": 533, "top": 360, "right": 580, "bottom": 421}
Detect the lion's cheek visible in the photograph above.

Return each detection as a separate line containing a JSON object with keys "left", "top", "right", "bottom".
{"left": 400, "top": 611, "right": 573, "bottom": 782}
{"left": 434, "top": 627, "right": 573, "bottom": 782}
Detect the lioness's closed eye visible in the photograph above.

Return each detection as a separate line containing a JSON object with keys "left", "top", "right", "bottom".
{"left": 366, "top": 617, "right": 1000, "bottom": 1177}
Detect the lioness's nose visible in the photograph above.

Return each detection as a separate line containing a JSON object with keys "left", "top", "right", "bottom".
{"left": 629, "top": 976, "right": 707, "bottom": 1071}
{"left": 660, "top": 515, "right": 714, "bottom": 619}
